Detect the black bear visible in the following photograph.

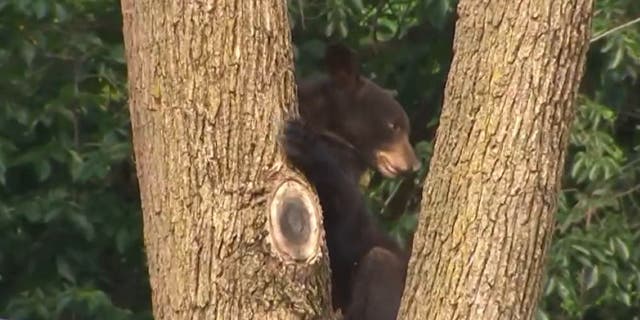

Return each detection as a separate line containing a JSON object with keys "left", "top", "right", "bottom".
{"left": 282, "top": 43, "right": 421, "bottom": 320}
{"left": 296, "top": 44, "right": 420, "bottom": 181}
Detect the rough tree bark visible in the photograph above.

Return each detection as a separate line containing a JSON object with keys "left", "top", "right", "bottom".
{"left": 399, "top": 0, "right": 594, "bottom": 319}
{"left": 121, "top": 1, "right": 333, "bottom": 319}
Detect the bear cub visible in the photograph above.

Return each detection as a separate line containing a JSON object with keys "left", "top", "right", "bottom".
{"left": 282, "top": 43, "right": 421, "bottom": 320}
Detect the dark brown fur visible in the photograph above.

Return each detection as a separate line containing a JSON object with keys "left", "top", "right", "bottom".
{"left": 297, "top": 44, "right": 420, "bottom": 178}
{"left": 282, "top": 120, "right": 408, "bottom": 320}
{"left": 283, "top": 44, "right": 420, "bottom": 319}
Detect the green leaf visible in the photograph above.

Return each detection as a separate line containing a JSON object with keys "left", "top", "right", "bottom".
{"left": 557, "top": 280, "right": 572, "bottom": 300}
{"left": 591, "top": 188, "right": 608, "bottom": 196}
{"left": 21, "top": 41, "right": 36, "bottom": 66}
{"left": 427, "top": 0, "right": 451, "bottom": 29}
{"left": 339, "top": 20, "right": 348, "bottom": 38}
{"left": 35, "top": 160, "right": 51, "bottom": 181}
{"left": 116, "top": 228, "right": 128, "bottom": 254}
{"left": 608, "top": 45, "right": 624, "bottom": 69}
{"left": 618, "top": 292, "right": 631, "bottom": 306}
{"left": 571, "top": 153, "right": 585, "bottom": 179}
{"left": 68, "top": 149, "right": 84, "bottom": 182}
{"left": 614, "top": 237, "right": 630, "bottom": 261}
{"left": 325, "top": 20, "right": 335, "bottom": 37}
{"left": 54, "top": 294, "right": 73, "bottom": 316}
{"left": 54, "top": 3, "right": 69, "bottom": 22}
{"left": 33, "top": 0, "right": 47, "bottom": 19}
{"left": 544, "top": 277, "right": 556, "bottom": 295}
{"left": 603, "top": 266, "right": 618, "bottom": 286}
{"left": 592, "top": 249, "right": 608, "bottom": 263}
{"left": 588, "top": 164, "right": 600, "bottom": 181}
{"left": 24, "top": 203, "right": 42, "bottom": 223}
{"left": 375, "top": 17, "right": 398, "bottom": 41}
{"left": 576, "top": 255, "right": 593, "bottom": 267}
{"left": 56, "top": 256, "right": 76, "bottom": 283}
{"left": 585, "top": 265, "right": 599, "bottom": 290}
{"left": 0, "top": 152, "right": 6, "bottom": 186}
{"left": 571, "top": 244, "right": 592, "bottom": 256}
{"left": 68, "top": 213, "right": 95, "bottom": 240}
{"left": 349, "top": 0, "right": 364, "bottom": 12}
{"left": 44, "top": 206, "right": 62, "bottom": 222}
{"left": 109, "top": 45, "right": 126, "bottom": 64}
{"left": 535, "top": 308, "right": 550, "bottom": 320}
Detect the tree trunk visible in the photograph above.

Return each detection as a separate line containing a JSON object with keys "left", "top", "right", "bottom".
{"left": 399, "top": 1, "right": 594, "bottom": 319}
{"left": 121, "top": 1, "right": 333, "bottom": 319}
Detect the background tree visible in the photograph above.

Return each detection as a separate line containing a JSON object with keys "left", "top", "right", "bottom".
{"left": 1, "top": 0, "right": 639, "bottom": 319}
{"left": 120, "top": 0, "right": 332, "bottom": 319}
{"left": 396, "top": 0, "right": 595, "bottom": 319}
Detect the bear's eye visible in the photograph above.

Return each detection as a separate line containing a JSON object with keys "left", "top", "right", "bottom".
{"left": 388, "top": 122, "right": 400, "bottom": 131}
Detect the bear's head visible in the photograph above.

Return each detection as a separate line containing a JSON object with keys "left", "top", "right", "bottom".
{"left": 297, "top": 44, "right": 421, "bottom": 178}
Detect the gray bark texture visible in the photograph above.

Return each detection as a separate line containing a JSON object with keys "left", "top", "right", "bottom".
{"left": 121, "top": 1, "right": 334, "bottom": 319}
{"left": 399, "top": 0, "right": 594, "bottom": 319}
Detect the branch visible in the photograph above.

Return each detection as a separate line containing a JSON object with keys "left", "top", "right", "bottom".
{"left": 591, "top": 16, "right": 640, "bottom": 43}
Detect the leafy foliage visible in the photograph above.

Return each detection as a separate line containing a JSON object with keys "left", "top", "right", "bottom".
{"left": 0, "top": 1, "right": 151, "bottom": 319}
{"left": 537, "top": 1, "right": 640, "bottom": 317}
{"left": 1, "top": 0, "right": 639, "bottom": 319}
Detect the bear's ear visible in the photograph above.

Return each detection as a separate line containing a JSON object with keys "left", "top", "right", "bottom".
{"left": 324, "top": 43, "right": 360, "bottom": 89}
